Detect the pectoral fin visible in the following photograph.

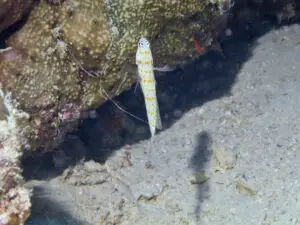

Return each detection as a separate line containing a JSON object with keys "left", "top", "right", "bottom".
{"left": 153, "top": 65, "right": 177, "bottom": 72}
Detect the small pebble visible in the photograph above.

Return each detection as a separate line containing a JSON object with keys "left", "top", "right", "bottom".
{"left": 88, "top": 110, "right": 97, "bottom": 119}
{"left": 173, "top": 109, "right": 183, "bottom": 118}
{"left": 236, "top": 180, "right": 257, "bottom": 196}
{"left": 213, "top": 145, "right": 237, "bottom": 172}
{"left": 188, "top": 172, "right": 209, "bottom": 184}
{"left": 225, "top": 28, "right": 232, "bottom": 37}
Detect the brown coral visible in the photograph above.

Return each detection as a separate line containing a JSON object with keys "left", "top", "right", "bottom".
{"left": 59, "top": 0, "right": 111, "bottom": 68}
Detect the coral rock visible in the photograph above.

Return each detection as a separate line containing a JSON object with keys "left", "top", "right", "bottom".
{"left": 0, "top": 120, "right": 31, "bottom": 225}
{"left": 0, "top": 0, "right": 35, "bottom": 33}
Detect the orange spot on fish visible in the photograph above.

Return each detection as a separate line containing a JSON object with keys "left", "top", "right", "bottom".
{"left": 193, "top": 38, "right": 205, "bottom": 54}
{"left": 138, "top": 60, "right": 152, "bottom": 65}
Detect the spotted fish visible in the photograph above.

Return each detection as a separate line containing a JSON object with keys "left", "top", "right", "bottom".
{"left": 136, "top": 37, "right": 162, "bottom": 137}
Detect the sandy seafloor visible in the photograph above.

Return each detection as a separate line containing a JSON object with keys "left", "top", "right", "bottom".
{"left": 24, "top": 20, "right": 300, "bottom": 225}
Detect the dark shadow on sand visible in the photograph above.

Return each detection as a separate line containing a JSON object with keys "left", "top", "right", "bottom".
{"left": 189, "top": 131, "right": 213, "bottom": 222}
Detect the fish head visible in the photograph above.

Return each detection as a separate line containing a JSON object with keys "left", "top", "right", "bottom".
{"left": 138, "top": 37, "right": 150, "bottom": 49}
{"left": 136, "top": 37, "right": 153, "bottom": 66}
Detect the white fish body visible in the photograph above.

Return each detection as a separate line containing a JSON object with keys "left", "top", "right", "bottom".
{"left": 136, "top": 37, "right": 162, "bottom": 137}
